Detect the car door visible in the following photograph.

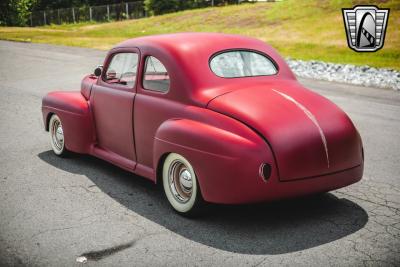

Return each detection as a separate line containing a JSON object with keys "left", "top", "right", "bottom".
{"left": 91, "top": 48, "right": 139, "bottom": 166}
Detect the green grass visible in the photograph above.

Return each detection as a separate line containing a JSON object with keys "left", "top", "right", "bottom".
{"left": 1, "top": 0, "right": 399, "bottom": 69}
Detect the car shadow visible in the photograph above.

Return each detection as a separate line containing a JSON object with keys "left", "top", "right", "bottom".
{"left": 38, "top": 151, "right": 368, "bottom": 255}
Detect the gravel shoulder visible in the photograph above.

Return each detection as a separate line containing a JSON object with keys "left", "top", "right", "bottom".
{"left": 288, "top": 59, "right": 400, "bottom": 91}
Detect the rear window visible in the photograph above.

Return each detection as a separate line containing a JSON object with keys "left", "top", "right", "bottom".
{"left": 210, "top": 50, "right": 277, "bottom": 78}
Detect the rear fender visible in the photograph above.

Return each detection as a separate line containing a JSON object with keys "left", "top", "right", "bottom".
{"left": 153, "top": 118, "right": 277, "bottom": 203}
{"left": 42, "top": 91, "right": 94, "bottom": 154}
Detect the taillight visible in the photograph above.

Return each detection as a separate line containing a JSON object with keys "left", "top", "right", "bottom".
{"left": 259, "top": 163, "right": 271, "bottom": 182}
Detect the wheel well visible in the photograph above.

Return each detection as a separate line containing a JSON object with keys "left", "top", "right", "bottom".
{"left": 155, "top": 153, "right": 170, "bottom": 185}
{"left": 45, "top": 112, "right": 54, "bottom": 131}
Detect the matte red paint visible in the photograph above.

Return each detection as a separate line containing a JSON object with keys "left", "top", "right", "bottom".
{"left": 41, "top": 33, "right": 363, "bottom": 204}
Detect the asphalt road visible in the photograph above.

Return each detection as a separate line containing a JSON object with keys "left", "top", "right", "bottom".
{"left": 0, "top": 40, "right": 399, "bottom": 267}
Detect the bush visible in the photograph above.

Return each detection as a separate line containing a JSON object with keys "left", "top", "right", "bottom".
{"left": 0, "top": 0, "right": 37, "bottom": 26}
{"left": 144, "top": 0, "right": 209, "bottom": 16}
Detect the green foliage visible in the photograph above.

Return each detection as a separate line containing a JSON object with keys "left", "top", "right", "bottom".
{"left": 144, "top": 0, "right": 210, "bottom": 15}
{"left": 1, "top": 1, "right": 146, "bottom": 26}
{"left": 1, "top": 0, "right": 239, "bottom": 25}
{"left": 144, "top": 0, "right": 178, "bottom": 15}
{"left": 0, "top": 0, "right": 37, "bottom": 26}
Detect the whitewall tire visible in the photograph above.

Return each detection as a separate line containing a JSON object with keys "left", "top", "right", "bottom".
{"left": 162, "top": 153, "right": 204, "bottom": 216}
{"left": 49, "top": 114, "right": 68, "bottom": 156}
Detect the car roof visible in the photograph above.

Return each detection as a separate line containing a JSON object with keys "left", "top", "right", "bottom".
{"left": 113, "top": 33, "right": 296, "bottom": 106}
{"left": 116, "top": 32, "right": 267, "bottom": 51}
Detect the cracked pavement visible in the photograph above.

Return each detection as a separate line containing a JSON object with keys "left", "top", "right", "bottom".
{"left": 0, "top": 40, "right": 399, "bottom": 266}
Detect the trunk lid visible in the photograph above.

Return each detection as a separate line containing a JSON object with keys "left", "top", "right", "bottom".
{"left": 207, "top": 81, "right": 363, "bottom": 181}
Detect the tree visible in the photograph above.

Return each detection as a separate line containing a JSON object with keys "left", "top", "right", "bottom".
{"left": 144, "top": 0, "right": 207, "bottom": 15}
{"left": 144, "top": 0, "right": 178, "bottom": 15}
{"left": 0, "top": 0, "right": 37, "bottom": 26}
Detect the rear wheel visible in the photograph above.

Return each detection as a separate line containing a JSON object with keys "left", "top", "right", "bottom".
{"left": 49, "top": 114, "right": 68, "bottom": 157}
{"left": 162, "top": 153, "right": 205, "bottom": 216}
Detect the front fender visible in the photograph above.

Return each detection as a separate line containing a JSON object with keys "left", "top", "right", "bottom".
{"left": 153, "top": 118, "right": 278, "bottom": 204}
{"left": 42, "top": 91, "right": 94, "bottom": 154}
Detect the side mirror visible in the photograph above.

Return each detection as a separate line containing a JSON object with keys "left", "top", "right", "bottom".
{"left": 94, "top": 65, "right": 103, "bottom": 77}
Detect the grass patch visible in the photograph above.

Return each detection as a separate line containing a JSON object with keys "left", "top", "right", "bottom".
{"left": 0, "top": 0, "right": 399, "bottom": 69}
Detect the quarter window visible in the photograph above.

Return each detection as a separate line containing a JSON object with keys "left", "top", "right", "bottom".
{"left": 210, "top": 50, "right": 277, "bottom": 78}
{"left": 105, "top": 53, "right": 138, "bottom": 87}
{"left": 143, "top": 56, "right": 170, "bottom": 92}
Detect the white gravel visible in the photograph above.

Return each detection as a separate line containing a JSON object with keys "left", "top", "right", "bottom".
{"left": 286, "top": 59, "right": 400, "bottom": 91}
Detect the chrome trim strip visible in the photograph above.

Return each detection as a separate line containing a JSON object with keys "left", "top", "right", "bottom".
{"left": 272, "top": 89, "right": 330, "bottom": 168}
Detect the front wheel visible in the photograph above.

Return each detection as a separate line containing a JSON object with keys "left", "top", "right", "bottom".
{"left": 162, "top": 153, "right": 205, "bottom": 216}
{"left": 49, "top": 114, "right": 68, "bottom": 157}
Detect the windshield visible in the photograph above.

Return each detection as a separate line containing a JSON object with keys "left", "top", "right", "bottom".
{"left": 210, "top": 50, "right": 277, "bottom": 78}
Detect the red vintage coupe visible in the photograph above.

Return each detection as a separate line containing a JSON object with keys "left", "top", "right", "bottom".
{"left": 42, "top": 33, "right": 364, "bottom": 215}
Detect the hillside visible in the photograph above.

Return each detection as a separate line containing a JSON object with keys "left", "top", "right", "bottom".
{"left": 0, "top": 0, "right": 399, "bottom": 69}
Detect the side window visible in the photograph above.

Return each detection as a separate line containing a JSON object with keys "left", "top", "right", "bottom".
{"left": 105, "top": 53, "right": 138, "bottom": 87}
{"left": 143, "top": 56, "right": 170, "bottom": 92}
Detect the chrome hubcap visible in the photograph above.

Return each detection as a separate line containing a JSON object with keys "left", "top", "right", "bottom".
{"left": 168, "top": 160, "right": 193, "bottom": 203}
{"left": 51, "top": 119, "right": 64, "bottom": 151}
